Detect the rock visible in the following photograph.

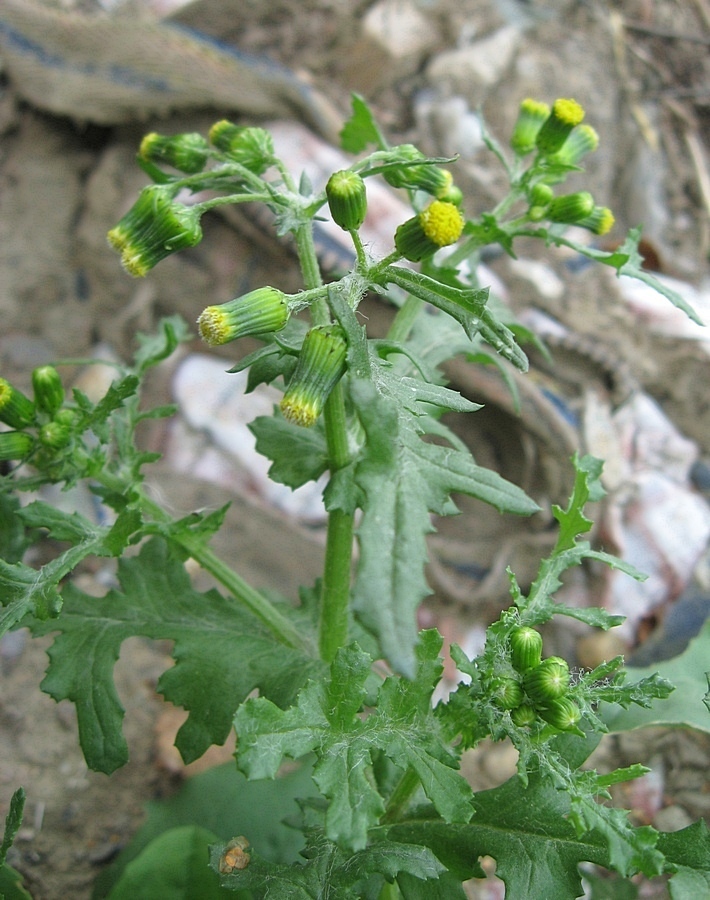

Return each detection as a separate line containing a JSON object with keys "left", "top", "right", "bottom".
{"left": 427, "top": 26, "right": 522, "bottom": 91}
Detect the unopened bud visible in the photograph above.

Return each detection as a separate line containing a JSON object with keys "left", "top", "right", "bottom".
{"left": 529, "top": 183, "right": 554, "bottom": 208}
{"left": 139, "top": 131, "right": 210, "bottom": 174}
{"left": 107, "top": 185, "right": 202, "bottom": 277}
{"left": 32, "top": 365, "right": 65, "bottom": 416}
{"left": 0, "top": 378, "right": 35, "bottom": 429}
{"left": 510, "top": 98, "right": 551, "bottom": 156}
{"left": 280, "top": 326, "right": 347, "bottom": 427}
{"left": 535, "top": 98, "right": 585, "bottom": 156}
{"left": 577, "top": 205, "right": 615, "bottom": 235}
{"left": 0, "top": 430, "right": 34, "bottom": 461}
{"left": 326, "top": 170, "right": 367, "bottom": 231}
{"left": 547, "top": 191, "right": 595, "bottom": 225}
{"left": 208, "top": 121, "right": 275, "bottom": 174}
{"left": 198, "top": 287, "right": 289, "bottom": 346}
{"left": 394, "top": 200, "right": 464, "bottom": 262}
{"left": 386, "top": 159, "right": 458, "bottom": 201}
{"left": 548, "top": 124, "right": 599, "bottom": 167}
{"left": 39, "top": 421, "right": 71, "bottom": 450}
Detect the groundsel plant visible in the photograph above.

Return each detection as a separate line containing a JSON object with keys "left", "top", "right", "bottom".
{"left": 1, "top": 96, "right": 709, "bottom": 899}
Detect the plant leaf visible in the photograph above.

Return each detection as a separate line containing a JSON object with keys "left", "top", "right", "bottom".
{"left": 27, "top": 537, "right": 321, "bottom": 773}
{"left": 235, "top": 634, "right": 472, "bottom": 853}
{"left": 340, "top": 93, "right": 388, "bottom": 153}
{"left": 349, "top": 375, "right": 538, "bottom": 674}
{"left": 250, "top": 415, "right": 328, "bottom": 488}
{"left": 601, "top": 619, "right": 710, "bottom": 734}
{"left": 108, "top": 825, "right": 230, "bottom": 899}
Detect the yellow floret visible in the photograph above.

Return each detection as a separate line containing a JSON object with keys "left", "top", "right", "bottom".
{"left": 280, "top": 396, "right": 318, "bottom": 428}
{"left": 197, "top": 307, "right": 230, "bottom": 345}
{"left": 552, "top": 98, "right": 585, "bottom": 127}
{"left": 419, "top": 201, "right": 464, "bottom": 247}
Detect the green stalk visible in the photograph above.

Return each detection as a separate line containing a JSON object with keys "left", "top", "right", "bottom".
{"left": 380, "top": 766, "right": 421, "bottom": 824}
{"left": 135, "top": 490, "right": 306, "bottom": 651}
{"left": 294, "top": 221, "right": 356, "bottom": 662}
{"left": 318, "top": 381, "right": 353, "bottom": 661}
{"left": 386, "top": 295, "right": 422, "bottom": 343}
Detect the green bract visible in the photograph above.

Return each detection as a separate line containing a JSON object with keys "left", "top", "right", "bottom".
{"left": 493, "top": 676, "right": 525, "bottom": 710}
{"left": 139, "top": 131, "right": 210, "bottom": 174}
{"left": 535, "top": 97, "right": 585, "bottom": 155}
{"left": 197, "top": 287, "right": 289, "bottom": 346}
{"left": 107, "top": 184, "right": 203, "bottom": 277}
{"left": 208, "top": 120, "right": 275, "bottom": 173}
{"left": 32, "top": 365, "right": 65, "bottom": 416}
{"left": 510, "top": 626, "right": 543, "bottom": 673}
{"left": 280, "top": 325, "right": 348, "bottom": 427}
{"left": 326, "top": 170, "right": 367, "bottom": 231}
{"left": 0, "top": 378, "right": 35, "bottom": 429}
{"left": 0, "top": 430, "right": 33, "bottom": 461}
{"left": 523, "top": 656, "right": 570, "bottom": 702}
{"left": 538, "top": 696, "right": 583, "bottom": 733}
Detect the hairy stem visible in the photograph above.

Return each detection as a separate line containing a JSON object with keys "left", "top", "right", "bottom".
{"left": 126, "top": 485, "right": 306, "bottom": 651}
{"left": 294, "top": 221, "right": 355, "bottom": 661}
{"left": 380, "top": 766, "right": 421, "bottom": 824}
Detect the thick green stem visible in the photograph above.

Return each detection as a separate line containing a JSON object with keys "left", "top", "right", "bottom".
{"left": 380, "top": 766, "right": 421, "bottom": 824}
{"left": 386, "top": 295, "right": 423, "bottom": 343}
{"left": 294, "top": 221, "right": 356, "bottom": 662}
{"left": 318, "top": 381, "right": 353, "bottom": 661}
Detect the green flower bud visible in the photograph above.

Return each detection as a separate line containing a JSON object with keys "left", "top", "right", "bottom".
{"left": 208, "top": 121, "right": 275, "bottom": 174}
{"left": 382, "top": 145, "right": 426, "bottom": 189}
{"left": 492, "top": 677, "right": 524, "bottom": 710}
{"left": 538, "top": 697, "right": 583, "bottom": 733}
{"left": 546, "top": 191, "right": 595, "bottom": 225}
{"left": 383, "top": 146, "right": 458, "bottom": 200}
{"left": 577, "top": 205, "right": 615, "bottom": 236}
{"left": 326, "top": 170, "right": 368, "bottom": 231}
{"left": 54, "top": 408, "right": 78, "bottom": 428}
{"left": 510, "top": 98, "right": 551, "bottom": 156}
{"left": 197, "top": 287, "right": 289, "bottom": 346}
{"left": 523, "top": 657, "right": 570, "bottom": 703}
{"left": 107, "top": 184, "right": 202, "bottom": 277}
{"left": 39, "top": 420, "right": 71, "bottom": 450}
{"left": 0, "top": 378, "right": 35, "bottom": 429}
{"left": 438, "top": 181, "right": 463, "bottom": 206}
{"left": 390, "top": 165, "right": 457, "bottom": 200}
{"left": 32, "top": 365, "right": 65, "bottom": 416}
{"left": 535, "top": 98, "right": 585, "bottom": 156}
{"left": 510, "top": 703, "right": 537, "bottom": 728}
{"left": 548, "top": 124, "right": 599, "bottom": 167}
{"left": 0, "top": 430, "right": 34, "bottom": 461}
{"left": 510, "top": 626, "right": 543, "bottom": 673}
{"left": 280, "top": 326, "right": 347, "bottom": 427}
{"left": 394, "top": 200, "right": 464, "bottom": 262}
{"left": 139, "top": 131, "right": 210, "bottom": 174}
{"left": 529, "top": 183, "right": 554, "bottom": 208}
